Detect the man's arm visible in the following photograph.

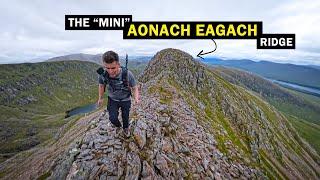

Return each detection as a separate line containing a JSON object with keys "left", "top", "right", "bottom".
{"left": 97, "top": 84, "right": 105, "bottom": 106}
{"left": 127, "top": 70, "right": 140, "bottom": 104}
{"left": 132, "top": 85, "right": 140, "bottom": 104}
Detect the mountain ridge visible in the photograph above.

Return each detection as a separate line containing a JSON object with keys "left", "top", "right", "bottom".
{"left": 1, "top": 48, "right": 319, "bottom": 179}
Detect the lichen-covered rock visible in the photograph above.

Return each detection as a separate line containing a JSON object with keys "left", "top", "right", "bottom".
{"left": 133, "top": 121, "right": 147, "bottom": 149}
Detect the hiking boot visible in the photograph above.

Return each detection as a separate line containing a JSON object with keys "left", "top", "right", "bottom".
{"left": 107, "top": 122, "right": 121, "bottom": 136}
{"left": 123, "top": 128, "right": 130, "bottom": 138}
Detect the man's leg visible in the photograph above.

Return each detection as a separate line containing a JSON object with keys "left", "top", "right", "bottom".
{"left": 120, "top": 100, "right": 131, "bottom": 129}
{"left": 107, "top": 97, "right": 121, "bottom": 127}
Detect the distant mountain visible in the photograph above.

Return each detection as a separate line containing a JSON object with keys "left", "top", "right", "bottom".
{"left": 307, "top": 65, "right": 320, "bottom": 70}
{"left": 47, "top": 53, "right": 101, "bottom": 64}
{"left": 204, "top": 58, "right": 320, "bottom": 89}
{"left": 47, "top": 53, "right": 151, "bottom": 65}
{"left": 46, "top": 53, "right": 150, "bottom": 79}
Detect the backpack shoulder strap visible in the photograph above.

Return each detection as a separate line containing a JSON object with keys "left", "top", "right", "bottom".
{"left": 121, "top": 66, "right": 129, "bottom": 88}
{"left": 97, "top": 67, "right": 110, "bottom": 84}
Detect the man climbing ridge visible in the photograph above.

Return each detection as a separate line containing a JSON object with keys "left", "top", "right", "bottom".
{"left": 97, "top": 51, "right": 140, "bottom": 137}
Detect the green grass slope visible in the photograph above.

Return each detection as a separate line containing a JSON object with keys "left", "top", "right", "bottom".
{"left": 0, "top": 61, "right": 100, "bottom": 162}
{"left": 213, "top": 66, "right": 320, "bottom": 155}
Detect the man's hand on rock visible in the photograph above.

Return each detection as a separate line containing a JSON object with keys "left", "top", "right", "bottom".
{"left": 97, "top": 98, "right": 104, "bottom": 107}
{"left": 134, "top": 98, "right": 141, "bottom": 105}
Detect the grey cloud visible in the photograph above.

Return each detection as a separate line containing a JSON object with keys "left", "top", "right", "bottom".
{"left": 0, "top": 0, "right": 319, "bottom": 65}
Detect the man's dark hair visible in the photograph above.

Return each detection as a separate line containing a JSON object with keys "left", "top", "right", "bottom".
{"left": 102, "top": 51, "right": 119, "bottom": 63}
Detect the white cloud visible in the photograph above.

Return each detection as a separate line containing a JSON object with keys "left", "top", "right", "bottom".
{"left": 0, "top": 0, "right": 319, "bottom": 65}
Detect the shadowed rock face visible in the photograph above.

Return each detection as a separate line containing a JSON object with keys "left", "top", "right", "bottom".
{"left": 1, "top": 48, "right": 319, "bottom": 179}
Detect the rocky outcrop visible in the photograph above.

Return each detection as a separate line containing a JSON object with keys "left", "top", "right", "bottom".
{"left": 50, "top": 84, "right": 262, "bottom": 179}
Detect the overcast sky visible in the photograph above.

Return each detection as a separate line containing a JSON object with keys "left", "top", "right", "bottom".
{"left": 1, "top": 0, "right": 319, "bottom": 65}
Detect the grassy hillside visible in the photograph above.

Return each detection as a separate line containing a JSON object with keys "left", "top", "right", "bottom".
{"left": 0, "top": 61, "right": 100, "bottom": 162}
{"left": 127, "top": 61, "right": 148, "bottom": 77}
{"left": 277, "top": 89, "right": 320, "bottom": 154}
{"left": 213, "top": 66, "right": 320, "bottom": 154}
